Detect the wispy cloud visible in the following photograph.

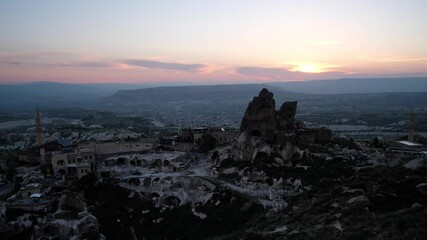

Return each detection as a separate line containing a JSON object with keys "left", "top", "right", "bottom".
{"left": 235, "top": 66, "right": 348, "bottom": 80}
{"left": 235, "top": 66, "right": 297, "bottom": 79}
{"left": 0, "top": 60, "right": 25, "bottom": 66}
{"left": 0, "top": 59, "right": 127, "bottom": 69}
{"left": 56, "top": 61, "right": 128, "bottom": 69}
{"left": 0, "top": 51, "right": 101, "bottom": 68}
{"left": 359, "top": 55, "right": 427, "bottom": 62}
{"left": 0, "top": 51, "right": 76, "bottom": 59}
{"left": 0, "top": 52, "right": 216, "bottom": 73}
{"left": 120, "top": 59, "right": 211, "bottom": 73}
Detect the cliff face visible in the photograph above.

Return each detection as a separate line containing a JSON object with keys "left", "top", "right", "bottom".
{"left": 235, "top": 88, "right": 300, "bottom": 165}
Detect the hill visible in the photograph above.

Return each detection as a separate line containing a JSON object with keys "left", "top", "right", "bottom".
{"left": 0, "top": 81, "right": 187, "bottom": 111}
{"left": 106, "top": 84, "right": 300, "bottom": 103}
{"left": 269, "top": 77, "right": 427, "bottom": 94}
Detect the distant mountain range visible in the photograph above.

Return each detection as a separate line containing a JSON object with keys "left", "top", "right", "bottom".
{"left": 106, "top": 84, "right": 298, "bottom": 103}
{"left": 105, "top": 83, "right": 427, "bottom": 115}
{"left": 269, "top": 77, "right": 427, "bottom": 94}
{"left": 0, "top": 81, "right": 188, "bottom": 111}
{"left": 1, "top": 77, "right": 426, "bottom": 112}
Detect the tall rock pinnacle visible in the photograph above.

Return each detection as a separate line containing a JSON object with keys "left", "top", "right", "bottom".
{"left": 236, "top": 88, "right": 299, "bottom": 164}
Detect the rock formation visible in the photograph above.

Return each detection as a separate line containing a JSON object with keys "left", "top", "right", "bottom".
{"left": 33, "top": 191, "right": 105, "bottom": 240}
{"left": 240, "top": 88, "right": 277, "bottom": 142}
{"left": 278, "top": 101, "right": 297, "bottom": 130}
{"left": 235, "top": 88, "right": 301, "bottom": 165}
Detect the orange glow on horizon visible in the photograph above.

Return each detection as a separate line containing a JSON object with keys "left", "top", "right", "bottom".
{"left": 293, "top": 64, "right": 322, "bottom": 73}
{"left": 289, "top": 62, "right": 339, "bottom": 73}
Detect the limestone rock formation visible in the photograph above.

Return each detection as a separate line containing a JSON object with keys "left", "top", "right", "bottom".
{"left": 240, "top": 88, "right": 277, "bottom": 142}
{"left": 278, "top": 101, "right": 297, "bottom": 130}
{"left": 235, "top": 88, "right": 301, "bottom": 165}
{"left": 33, "top": 191, "right": 105, "bottom": 240}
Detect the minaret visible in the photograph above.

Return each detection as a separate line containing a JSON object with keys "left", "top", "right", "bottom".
{"left": 408, "top": 111, "right": 415, "bottom": 143}
{"left": 35, "top": 105, "right": 44, "bottom": 147}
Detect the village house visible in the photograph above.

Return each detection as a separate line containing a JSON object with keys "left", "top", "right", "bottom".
{"left": 78, "top": 138, "right": 158, "bottom": 159}
{"left": 51, "top": 146, "right": 96, "bottom": 179}
{"left": 18, "top": 139, "right": 74, "bottom": 164}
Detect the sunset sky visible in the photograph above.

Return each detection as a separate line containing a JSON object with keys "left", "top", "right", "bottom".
{"left": 1, "top": 0, "right": 427, "bottom": 84}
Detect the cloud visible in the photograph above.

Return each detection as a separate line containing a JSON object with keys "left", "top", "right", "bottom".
{"left": 235, "top": 65, "right": 427, "bottom": 81}
{"left": 0, "top": 60, "right": 54, "bottom": 67}
{"left": 235, "top": 66, "right": 297, "bottom": 79}
{"left": 0, "top": 51, "right": 116, "bottom": 68}
{"left": 120, "top": 59, "right": 211, "bottom": 72}
{"left": 235, "top": 66, "right": 349, "bottom": 80}
{"left": 0, "top": 51, "right": 75, "bottom": 59}
{"left": 0, "top": 52, "right": 215, "bottom": 72}
{"left": 0, "top": 60, "right": 24, "bottom": 66}
{"left": 0, "top": 55, "right": 216, "bottom": 73}
{"left": 0, "top": 59, "right": 126, "bottom": 69}
{"left": 56, "top": 61, "right": 128, "bottom": 69}
{"left": 359, "top": 55, "right": 427, "bottom": 63}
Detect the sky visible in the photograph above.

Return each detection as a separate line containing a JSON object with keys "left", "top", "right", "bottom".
{"left": 1, "top": 0, "right": 427, "bottom": 84}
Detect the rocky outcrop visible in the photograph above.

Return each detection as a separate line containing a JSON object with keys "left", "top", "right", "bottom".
{"left": 32, "top": 191, "right": 105, "bottom": 240}
{"left": 235, "top": 88, "right": 300, "bottom": 165}
{"left": 278, "top": 101, "right": 297, "bottom": 130}
{"left": 240, "top": 89, "right": 277, "bottom": 142}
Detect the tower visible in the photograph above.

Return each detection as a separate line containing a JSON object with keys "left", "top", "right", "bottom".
{"left": 408, "top": 111, "right": 415, "bottom": 143}
{"left": 35, "top": 105, "right": 44, "bottom": 147}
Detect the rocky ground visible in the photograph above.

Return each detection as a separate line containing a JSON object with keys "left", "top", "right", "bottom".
{"left": 73, "top": 140, "right": 427, "bottom": 240}
{"left": 213, "top": 155, "right": 427, "bottom": 239}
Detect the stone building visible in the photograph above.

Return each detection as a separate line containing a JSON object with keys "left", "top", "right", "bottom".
{"left": 51, "top": 146, "right": 96, "bottom": 178}
{"left": 18, "top": 140, "right": 73, "bottom": 164}
{"left": 209, "top": 127, "right": 239, "bottom": 145}
{"left": 78, "top": 138, "right": 158, "bottom": 159}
